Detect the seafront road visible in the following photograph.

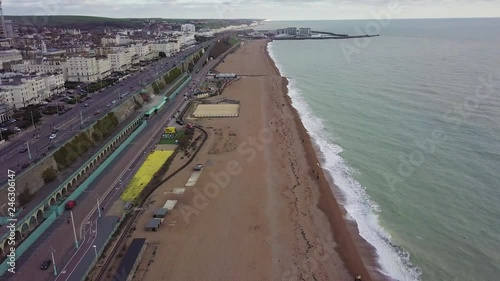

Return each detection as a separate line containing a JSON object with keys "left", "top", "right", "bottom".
{"left": 0, "top": 39, "right": 221, "bottom": 281}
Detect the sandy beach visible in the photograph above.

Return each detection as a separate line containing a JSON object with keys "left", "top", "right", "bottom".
{"left": 126, "top": 39, "right": 378, "bottom": 281}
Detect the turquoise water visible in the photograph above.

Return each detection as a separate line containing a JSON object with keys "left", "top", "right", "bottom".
{"left": 264, "top": 19, "right": 500, "bottom": 281}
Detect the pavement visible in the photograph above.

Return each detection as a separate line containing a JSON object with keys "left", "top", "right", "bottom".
{"left": 0, "top": 38, "right": 222, "bottom": 281}
{"left": 0, "top": 43, "right": 209, "bottom": 186}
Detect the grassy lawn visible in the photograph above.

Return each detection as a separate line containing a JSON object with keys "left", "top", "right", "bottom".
{"left": 228, "top": 37, "right": 239, "bottom": 45}
{"left": 158, "top": 130, "right": 184, "bottom": 144}
{"left": 120, "top": 150, "right": 174, "bottom": 202}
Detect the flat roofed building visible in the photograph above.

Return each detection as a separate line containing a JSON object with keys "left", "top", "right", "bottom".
{"left": 113, "top": 238, "right": 147, "bottom": 281}
{"left": 0, "top": 49, "right": 22, "bottom": 70}
{"left": 64, "top": 55, "right": 111, "bottom": 82}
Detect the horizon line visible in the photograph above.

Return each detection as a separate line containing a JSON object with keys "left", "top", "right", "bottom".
{"left": 3, "top": 15, "right": 500, "bottom": 21}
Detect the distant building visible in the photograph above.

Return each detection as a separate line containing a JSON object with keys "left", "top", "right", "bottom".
{"left": 0, "top": 74, "right": 49, "bottom": 108}
{"left": 0, "top": 104, "right": 12, "bottom": 124}
{"left": 2, "top": 20, "right": 18, "bottom": 38}
{"left": 181, "top": 24, "right": 196, "bottom": 33}
{"left": 131, "top": 43, "right": 155, "bottom": 62}
{"left": 151, "top": 42, "right": 178, "bottom": 57}
{"left": 0, "top": 49, "right": 22, "bottom": 70}
{"left": 108, "top": 50, "right": 130, "bottom": 72}
{"left": 11, "top": 59, "right": 65, "bottom": 75}
{"left": 284, "top": 27, "right": 298, "bottom": 35}
{"left": 65, "top": 55, "right": 111, "bottom": 82}
{"left": 299, "top": 28, "right": 311, "bottom": 36}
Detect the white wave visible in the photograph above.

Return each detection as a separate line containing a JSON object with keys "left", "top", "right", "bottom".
{"left": 267, "top": 42, "right": 422, "bottom": 281}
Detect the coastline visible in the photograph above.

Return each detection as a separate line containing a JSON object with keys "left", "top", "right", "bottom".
{"left": 126, "top": 39, "right": 381, "bottom": 281}
{"left": 263, "top": 39, "right": 385, "bottom": 281}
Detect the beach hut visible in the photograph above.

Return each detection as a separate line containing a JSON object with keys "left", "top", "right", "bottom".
{"left": 153, "top": 208, "right": 168, "bottom": 218}
{"left": 145, "top": 218, "right": 163, "bottom": 231}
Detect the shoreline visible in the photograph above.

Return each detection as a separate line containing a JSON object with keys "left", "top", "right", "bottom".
{"left": 263, "top": 39, "right": 386, "bottom": 281}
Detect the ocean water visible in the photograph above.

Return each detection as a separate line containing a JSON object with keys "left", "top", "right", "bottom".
{"left": 263, "top": 19, "right": 500, "bottom": 281}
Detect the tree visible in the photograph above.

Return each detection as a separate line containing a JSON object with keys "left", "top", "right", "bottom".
{"left": 159, "top": 51, "right": 166, "bottom": 58}
{"left": 23, "top": 108, "right": 42, "bottom": 125}
{"left": 18, "top": 188, "right": 35, "bottom": 206}
{"left": 42, "top": 167, "right": 58, "bottom": 184}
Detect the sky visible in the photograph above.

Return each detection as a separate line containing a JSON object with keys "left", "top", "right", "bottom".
{"left": 3, "top": 0, "right": 500, "bottom": 20}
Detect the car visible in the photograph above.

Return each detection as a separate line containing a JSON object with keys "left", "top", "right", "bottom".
{"left": 175, "top": 120, "right": 185, "bottom": 126}
{"left": 84, "top": 103, "right": 89, "bottom": 107}
{"left": 18, "top": 147, "right": 28, "bottom": 153}
{"left": 21, "top": 162, "right": 30, "bottom": 169}
{"left": 40, "top": 259, "right": 52, "bottom": 270}
{"left": 47, "top": 144, "right": 55, "bottom": 150}
{"left": 106, "top": 103, "right": 111, "bottom": 107}
{"left": 65, "top": 200, "right": 76, "bottom": 210}
{"left": 13, "top": 127, "right": 21, "bottom": 132}
{"left": 52, "top": 129, "right": 58, "bottom": 134}
{"left": 194, "top": 164, "right": 203, "bottom": 171}
{"left": 94, "top": 110, "right": 100, "bottom": 115}
{"left": 112, "top": 100, "right": 116, "bottom": 104}
{"left": 49, "top": 134, "right": 57, "bottom": 140}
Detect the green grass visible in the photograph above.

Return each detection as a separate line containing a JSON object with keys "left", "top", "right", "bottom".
{"left": 228, "top": 37, "right": 240, "bottom": 46}
{"left": 158, "top": 138, "right": 177, "bottom": 145}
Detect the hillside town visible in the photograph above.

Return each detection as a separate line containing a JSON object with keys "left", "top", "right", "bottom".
{"left": 0, "top": 11, "right": 257, "bottom": 130}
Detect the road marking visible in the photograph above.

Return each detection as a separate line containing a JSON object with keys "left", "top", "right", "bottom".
{"left": 54, "top": 221, "right": 96, "bottom": 281}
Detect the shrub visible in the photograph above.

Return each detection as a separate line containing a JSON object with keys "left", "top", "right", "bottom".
{"left": 18, "top": 188, "right": 35, "bottom": 206}
{"left": 42, "top": 167, "right": 58, "bottom": 184}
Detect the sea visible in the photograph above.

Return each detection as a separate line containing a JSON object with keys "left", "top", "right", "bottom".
{"left": 259, "top": 18, "right": 500, "bottom": 281}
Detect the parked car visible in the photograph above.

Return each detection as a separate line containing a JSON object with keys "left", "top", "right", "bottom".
{"left": 84, "top": 103, "right": 89, "bottom": 107}
{"left": 112, "top": 100, "right": 116, "bottom": 104}
{"left": 18, "top": 147, "right": 28, "bottom": 153}
{"left": 194, "top": 164, "right": 203, "bottom": 171}
{"left": 65, "top": 200, "right": 76, "bottom": 210}
{"left": 175, "top": 120, "right": 185, "bottom": 126}
{"left": 13, "top": 127, "right": 21, "bottom": 132}
{"left": 106, "top": 103, "right": 111, "bottom": 107}
{"left": 49, "top": 134, "right": 57, "bottom": 140}
{"left": 40, "top": 259, "right": 52, "bottom": 270}
{"left": 21, "top": 162, "right": 30, "bottom": 169}
{"left": 94, "top": 110, "right": 101, "bottom": 115}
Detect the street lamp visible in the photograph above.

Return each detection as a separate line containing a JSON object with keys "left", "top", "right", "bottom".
{"left": 50, "top": 248, "right": 58, "bottom": 276}
{"left": 70, "top": 210, "right": 79, "bottom": 249}
{"left": 93, "top": 245, "right": 98, "bottom": 260}
{"left": 97, "top": 196, "right": 101, "bottom": 217}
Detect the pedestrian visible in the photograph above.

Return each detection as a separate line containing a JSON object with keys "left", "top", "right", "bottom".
{"left": 67, "top": 219, "right": 70, "bottom": 224}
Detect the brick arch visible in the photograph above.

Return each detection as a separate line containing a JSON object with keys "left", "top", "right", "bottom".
{"left": 56, "top": 192, "right": 62, "bottom": 203}
{"left": 0, "top": 244, "right": 3, "bottom": 258}
{"left": 36, "top": 208, "right": 44, "bottom": 222}
{"left": 29, "top": 215, "right": 37, "bottom": 230}
{"left": 62, "top": 187, "right": 68, "bottom": 197}
{"left": 71, "top": 178, "right": 77, "bottom": 189}
{"left": 15, "top": 230, "right": 21, "bottom": 241}
{"left": 2, "top": 239, "right": 9, "bottom": 256}
{"left": 49, "top": 197, "right": 56, "bottom": 206}
{"left": 67, "top": 181, "right": 73, "bottom": 192}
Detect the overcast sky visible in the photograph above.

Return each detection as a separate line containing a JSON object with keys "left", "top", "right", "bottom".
{"left": 3, "top": 0, "right": 500, "bottom": 20}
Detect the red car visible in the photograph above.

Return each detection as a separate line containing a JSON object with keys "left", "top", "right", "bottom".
{"left": 65, "top": 200, "right": 76, "bottom": 210}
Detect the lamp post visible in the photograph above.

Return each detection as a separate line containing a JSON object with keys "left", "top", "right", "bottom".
{"left": 50, "top": 248, "right": 57, "bottom": 276}
{"left": 70, "top": 210, "right": 79, "bottom": 249}
{"left": 30, "top": 110, "right": 36, "bottom": 128}
{"left": 93, "top": 245, "right": 98, "bottom": 260}
{"left": 97, "top": 196, "right": 101, "bottom": 217}
{"left": 26, "top": 141, "right": 32, "bottom": 160}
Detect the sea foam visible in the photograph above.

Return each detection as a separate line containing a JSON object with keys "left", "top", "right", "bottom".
{"left": 267, "top": 42, "right": 422, "bottom": 281}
